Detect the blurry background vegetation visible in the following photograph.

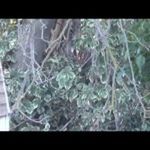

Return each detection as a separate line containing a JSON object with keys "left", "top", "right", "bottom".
{"left": 0, "top": 19, "right": 150, "bottom": 131}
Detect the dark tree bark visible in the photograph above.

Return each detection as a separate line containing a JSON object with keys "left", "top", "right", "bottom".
{"left": 12, "top": 19, "right": 81, "bottom": 71}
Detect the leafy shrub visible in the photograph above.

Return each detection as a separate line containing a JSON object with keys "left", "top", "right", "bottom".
{"left": 1, "top": 19, "right": 150, "bottom": 131}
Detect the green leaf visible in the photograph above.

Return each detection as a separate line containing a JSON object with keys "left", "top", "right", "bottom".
{"left": 136, "top": 54, "right": 145, "bottom": 74}
{"left": 44, "top": 94, "right": 52, "bottom": 103}
{"left": 144, "top": 94, "right": 150, "bottom": 104}
{"left": 76, "top": 83, "right": 85, "bottom": 90}
{"left": 22, "top": 100, "right": 34, "bottom": 115}
{"left": 116, "top": 71, "right": 124, "bottom": 86}
{"left": 82, "top": 85, "right": 94, "bottom": 99}
{"left": 37, "top": 107, "right": 45, "bottom": 114}
{"left": 22, "top": 99, "right": 40, "bottom": 115}
{"left": 116, "top": 89, "right": 128, "bottom": 104}
{"left": 67, "top": 89, "right": 78, "bottom": 102}
{"left": 43, "top": 123, "right": 50, "bottom": 131}
{"left": 56, "top": 66, "right": 76, "bottom": 90}
{"left": 20, "top": 124, "right": 40, "bottom": 131}
{"left": 81, "top": 94, "right": 87, "bottom": 100}
{"left": 96, "top": 88, "right": 108, "bottom": 99}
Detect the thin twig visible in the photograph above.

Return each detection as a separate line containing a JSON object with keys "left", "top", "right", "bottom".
{"left": 111, "top": 68, "right": 117, "bottom": 111}
{"left": 119, "top": 20, "right": 145, "bottom": 112}
{"left": 58, "top": 117, "right": 74, "bottom": 131}
{"left": 10, "top": 120, "right": 26, "bottom": 130}
{"left": 18, "top": 109, "right": 43, "bottom": 124}
{"left": 126, "top": 30, "right": 149, "bottom": 52}
{"left": 41, "top": 19, "right": 72, "bottom": 69}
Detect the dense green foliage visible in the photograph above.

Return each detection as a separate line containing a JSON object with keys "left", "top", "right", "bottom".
{"left": 0, "top": 19, "right": 150, "bottom": 131}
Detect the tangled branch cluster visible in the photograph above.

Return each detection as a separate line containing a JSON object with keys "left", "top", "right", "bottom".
{"left": 2, "top": 19, "right": 150, "bottom": 131}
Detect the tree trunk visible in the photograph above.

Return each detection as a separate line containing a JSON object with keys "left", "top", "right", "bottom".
{"left": 13, "top": 19, "right": 57, "bottom": 71}
{"left": 12, "top": 19, "right": 81, "bottom": 71}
